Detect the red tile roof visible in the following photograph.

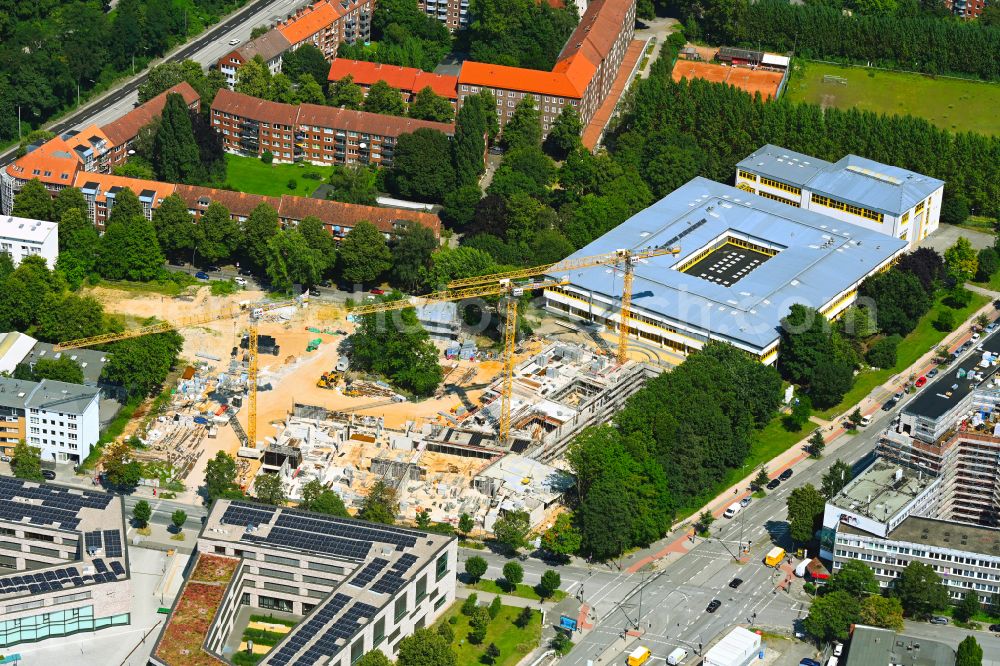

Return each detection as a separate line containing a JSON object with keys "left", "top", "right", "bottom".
{"left": 4, "top": 142, "right": 80, "bottom": 187}
{"left": 72, "top": 172, "right": 177, "bottom": 203}
{"left": 297, "top": 103, "right": 454, "bottom": 137}
{"left": 557, "top": 0, "right": 631, "bottom": 67}
{"left": 327, "top": 60, "right": 458, "bottom": 100}
{"left": 101, "top": 82, "right": 200, "bottom": 146}
{"left": 276, "top": 1, "right": 340, "bottom": 45}
{"left": 458, "top": 61, "right": 588, "bottom": 98}
{"left": 581, "top": 39, "right": 645, "bottom": 150}
{"left": 174, "top": 185, "right": 282, "bottom": 219}
{"left": 212, "top": 89, "right": 299, "bottom": 127}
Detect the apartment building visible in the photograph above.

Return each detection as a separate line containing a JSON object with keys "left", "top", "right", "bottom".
{"left": 416, "top": 0, "right": 470, "bottom": 30}
{"left": 174, "top": 185, "right": 441, "bottom": 240}
{"left": 150, "top": 499, "right": 456, "bottom": 665}
{"left": 217, "top": 0, "right": 372, "bottom": 88}
{"left": 0, "top": 215, "right": 58, "bottom": 268}
{"left": 735, "top": 145, "right": 944, "bottom": 250}
{"left": 456, "top": 0, "right": 636, "bottom": 133}
{"left": 945, "top": 0, "right": 987, "bottom": 18}
{"left": 0, "top": 377, "right": 101, "bottom": 464}
{"left": 77, "top": 174, "right": 177, "bottom": 231}
{"left": 327, "top": 60, "right": 459, "bottom": 107}
{"left": 0, "top": 83, "right": 199, "bottom": 214}
{"left": 211, "top": 89, "right": 455, "bottom": 167}
{"left": 0, "top": 478, "right": 130, "bottom": 649}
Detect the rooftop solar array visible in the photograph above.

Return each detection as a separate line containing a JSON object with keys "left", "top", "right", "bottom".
{"left": 220, "top": 501, "right": 276, "bottom": 528}
{"left": 347, "top": 558, "right": 389, "bottom": 589}
{"left": 243, "top": 527, "right": 372, "bottom": 560}
{"left": 274, "top": 511, "right": 419, "bottom": 551}
{"left": 268, "top": 593, "right": 352, "bottom": 666}
{"left": 0, "top": 476, "right": 112, "bottom": 530}
{"left": 370, "top": 553, "right": 418, "bottom": 596}
{"left": 293, "top": 600, "right": 379, "bottom": 666}
{"left": 0, "top": 557, "right": 126, "bottom": 597}
{"left": 85, "top": 531, "right": 103, "bottom": 550}
{"left": 103, "top": 530, "right": 123, "bottom": 557}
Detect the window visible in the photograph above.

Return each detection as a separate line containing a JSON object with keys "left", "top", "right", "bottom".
{"left": 435, "top": 553, "right": 449, "bottom": 581}
{"left": 373, "top": 617, "right": 386, "bottom": 645}
{"left": 395, "top": 596, "right": 407, "bottom": 621}
{"left": 416, "top": 576, "right": 427, "bottom": 602}
{"left": 258, "top": 596, "right": 294, "bottom": 613}
{"left": 351, "top": 637, "right": 365, "bottom": 664}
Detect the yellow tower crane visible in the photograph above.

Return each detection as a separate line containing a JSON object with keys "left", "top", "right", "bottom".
{"left": 54, "top": 299, "right": 301, "bottom": 449}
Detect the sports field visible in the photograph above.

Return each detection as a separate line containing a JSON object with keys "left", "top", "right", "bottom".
{"left": 785, "top": 61, "right": 1000, "bottom": 136}
{"left": 673, "top": 60, "right": 784, "bottom": 99}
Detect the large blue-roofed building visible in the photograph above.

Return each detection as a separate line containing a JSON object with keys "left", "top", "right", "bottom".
{"left": 735, "top": 145, "right": 944, "bottom": 249}
{"left": 543, "top": 177, "right": 907, "bottom": 363}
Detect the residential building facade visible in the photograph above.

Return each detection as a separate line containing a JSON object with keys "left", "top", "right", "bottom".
{"left": 211, "top": 89, "right": 455, "bottom": 167}
{"left": 416, "top": 0, "right": 470, "bottom": 30}
{"left": 217, "top": 0, "right": 372, "bottom": 88}
{"left": 735, "top": 145, "right": 944, "bottom": 250}
{"left": 0, "top": 215, "right": 58, "bottom": 268}
{"left": 0, "top": 479, "right": 131, "bottom": 649}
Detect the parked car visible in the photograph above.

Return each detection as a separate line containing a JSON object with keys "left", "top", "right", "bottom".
{"left": 989, "top": 623, "right": 1000, "bottom": 632}
{"left": 915, "top": 376, "right": 927, "bottom": 388}
{"left": 930, "top": 616, "right": 949, "bottom": 625}
{"left": 882, "top": 398, "right": 898, "bottom": 411}
{"left": 228, "top": 38, "right": 240, "bottom": 45}
{"left": 833, "top": 642, "right": 844, "bottom": 657}
{"left": 894, "top": 391, "right": 905, "bottom": 401}
{"left": 766, "top": 478, "right": 781, "bottom": 490}
{"left": 195, "top": 271, "right": 210, "bottom": 280}
{"left": 0, "top": 455, "right": 10, "bottom": 462}
{"left": 739, "top": 497, "right": 752, "bottom": 508}
{"left": 799, "top": 660, "right": 821, "bottom": 666}
{"left": 370, "top": 288, "right": 386, "bottom": 295}
{"left": 706, "top": 599, "right": 721, "bottom": 613}
{"left": 987, "top": 322, "right": 998, "bottom": 333}
{"left": 972, "top": 332, "right": 981, "bottom": 341}
{"left": 928, "top": 368, "right": 939, "bottom": 378}
{"left": 860, "top": 415, "right": 872, "bottom": 427}
{"left": 779, "top": 468, "right": 793, "bottom": 481}
{"left": 234, "top": 276, "right": 247, "bottom": 286}
{"left": 42, "top": 470, "right": 56, "bottom": 480}
{"left": 728, "top": 577, "right": 744, "bottom": 589}
{"left": 204, "top": 265, "right": 220, "bottom": 272}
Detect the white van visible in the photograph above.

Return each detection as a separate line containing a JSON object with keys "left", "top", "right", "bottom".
{"left": 723, "top": 503, "right": 741, "bottom": 519}
{"left": 666, "top": 647, "right": 689, "bottom": 665}
{"left": 859, "top": 415, "right": 872, "bottom": 427}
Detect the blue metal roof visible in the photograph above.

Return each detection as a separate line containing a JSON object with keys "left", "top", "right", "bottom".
{"left": 737, "top": 145, "right": 944, "bottom": 215}
{"left": 550, "top": 178, "right": 907, "bottom": 352}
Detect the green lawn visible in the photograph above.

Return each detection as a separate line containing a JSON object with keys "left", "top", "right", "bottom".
{"left": 223, "top": 154, "right": 335, "bottom": 198}
{"left": 956, "top": 216, "right": 997, "bottom": 235}
{"left": 785, "top": 61, "right": 1000, "bottom": 136}
{"left": 815, "top": 291, "right": 989, "bottom": 419}
{"left": 467, "top": 578, "right": 568, "bottom": 602}
{"left": 437, "top": 603, "right": 542, "bottom": 666}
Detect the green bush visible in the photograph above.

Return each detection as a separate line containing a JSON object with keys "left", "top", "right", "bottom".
{"left": 866, "top": 334, "right": 902, "bottom": 369}
{"left": 287, "top": 178, "right": 298, "bottom": 190}
{"left": 934, "top": 309, "right": 957, "bottom": 332}
{"left": 261, "top": 150, "right": 274, "bottom": 164}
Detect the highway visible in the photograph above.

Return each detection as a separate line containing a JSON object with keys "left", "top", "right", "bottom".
{"left": 0, "top": 0, "right": 311, "bottom": 168}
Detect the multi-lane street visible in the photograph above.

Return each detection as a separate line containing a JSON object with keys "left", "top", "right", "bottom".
{"left": 0, "top": 0, "right": 311, "bottom": 168}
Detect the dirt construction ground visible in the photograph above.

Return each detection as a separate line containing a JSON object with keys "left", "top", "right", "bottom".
{"left": 87, "top": 285, "right": 509, "bottom": 497}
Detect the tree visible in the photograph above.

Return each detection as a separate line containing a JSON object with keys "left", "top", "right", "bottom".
{"left": 861, "top": 268, "right": 932, "bottom": 336}
{"left": 541, "top": 512, "right": 582, "bottom": 558}
{"left": 235, "top": 56, "right": 272, "bottom": 99}
{"left": 957, "top": 636, "right": 984, "bottom": 666}
{"left": 452, "top": 90, "right": 493, "bottom": 188}
{"left": 102, "top": 439, "right": 143, "bottom": 489}
{"left": 488, "top": 594, "right": 502, "bottom": 619}
{"left": 464, "top": 555, "right": 488, "bottom": 582}
{"left": 501, "top": 96, "right": 542, "bottom": 152}
{"left": 265, "top": 229, "right": 324, "bottom": 291}
{"left": 461, "top": 593, "right": 478, "bottom": 615}
{"left": 409, "top": 86, "right": 454, "bottom": 122}
{"left": 12, "top": 178, "right": 55, "bottom": 221}
{"left": 859, "top": 595, "right": 904, "bottom": 631}
{"left": 327, "top": 165, "right": 378, "bottom": 205}
{"left": 236, "top": 201, "right": 278, "bottom": 271}
{"left": 391, "top": 221, "right": 438, "bottom": 291}
{"left": 396, "top": 628, "right": 457, "bottom": 666}
{"left": 955, "top": 591, "right": 981, "bottom": 623}
{"left": 133, "top": 499, "right": 152, "bottom": 528}
{"left": 897, "top": 248, "right": 943, "bottom": 293}
{"left": 822, "top": 460, "right": 854, "bottom": 499}
{"left": 197, "top": 202, "right": 240, "bottom": 265}
{"left": 436, "top": 622, "right": 454, "bottom": 644}
{"left": 753, "top": 467, "right": 770, "bottom": 491}
{"left": 58, "top": 206, "right": 92, "bottom": 252}
{"left": 282, "top": 44, "right": 330, "bottom": 87}
{"left": 11, "top": 440, "right": 43, "bottom": 481}
{"left": 697, "top": 510, "right": 715, "bottom": 533}
{"left": 468, "top": 606, "right": 491, "bottom": 644}
{"left": 300, "top": 479, "right": 351, "bottom": 516}
{"left": 254, "top": 473, "right": 287, "bottom": 505}
{"left": 502, "top": 561, "right": 524, "bottom": 590}
{"left": 15, "top": 357, "right": 84, "bottom": 384}
{"left": 35, "top": 293, "right": 103, "bottom": 344}
{"left": 415, "top": 509, "right": 431, "bottom": 528}
{"left": 484, "top": 643, "right": 500, "bottom": 665}
{"left": 442, "top": 184, "right": 483, "bottom": 227}
{"left": 99, "top": 211, "right": 164, "bottom": 282}
{"left": 538, "top": 569, "right": 561, "bottom": 600}
{"left": 849, "top": 409, "right": 863, "bottom": 428}
{"left": 811, "top": 355, "right": 855, "bottom": 410}
{"left": 808, "top": 430, "right": 825, "bottom": 458}
{"left": 153, "top": 93, "right": 201, "bottom": 183}
{"left": 205, "top": 451, "right": 240, "bottom": 501}
{"left": 151, "top": 194, "right": 197, "bottom": 260}
{"left": 976, "top": 247, "right": 998, "bottom": 282}
{"left": 945, "top": 236, "right": 979, "bottom": 283}
{"left": 360, "top": 480, "right": 398, "bottom": 524}
{"left": 827, "top": 559, "right": 879, "bottom": 598}
{"left": 543, "top": 105, "right": 582, "bottom": 160}
{"left": 940, "top": 193, "right": 971, "bottom": 226}
{"left": 493, "top": 510, "right": 531, "bottom": 553}
{"left": 53, "top": 187, "right": 87, "bottom": 223}
{"left": 171, "top": 509, "right": 187, "bottom": 532}
{"left": 803, "top": 590, "right": 861, "bottom": 641}
{"left": 934, "top": 309, "right": 956, "bottom": 332}
{"left": 100, "top": 332, "right": 183, "bottom": 400}
{"left": 866, "top": 335, "right": 901, "bottom": 369}
{"left": 339, "top": 221, "right": 392, "bottom": 284}
{"left": 328, "top": 75, "right": 365, "bottom": 109}
{"left": 837, "top": 305, "right": 878, "bottom": 340}
{"left": 363, "top": 80, "right": 406, "bottom": 116}
{"left": 390, "top": 128, "right": 456, "bottom": 202}
{"left": 893, "top": 561, "right": 950, "bottom": 619}
{"left": 786, "top": 484, "right": 825, "bottom": 545}
{"left": 458, "top": 512, "right": 475, "bottom": 537}
{"left": 356, "top": 650, "right": 393, "bottom": 666}
{"left": 350, "top": 301, "right": 444, "bottom": 396}
{"left": 514, "top": 607, "right": 533, "bottom": 629}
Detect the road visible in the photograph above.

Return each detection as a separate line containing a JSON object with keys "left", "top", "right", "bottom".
{"left": 0, "top": 0, "right": 310, "bottom": 168}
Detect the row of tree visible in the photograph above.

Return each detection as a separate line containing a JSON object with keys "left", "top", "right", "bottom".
{"left": 0, "top": 0, "right": 248, "bottom": 144}
{"left": 463, "top": 0, "right": 580, "bottom": 71}
{"left": 337, "top": 0, "right": 452, "bottom": 72}
{"left": 328, "top": 76, "right": 456, "bottom": 123}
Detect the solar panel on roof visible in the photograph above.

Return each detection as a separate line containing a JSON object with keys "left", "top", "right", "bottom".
{"left": 103, "top": 530, "right": 122, "bottom": 557}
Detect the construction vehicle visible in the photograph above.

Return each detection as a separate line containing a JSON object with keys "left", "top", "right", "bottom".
{"left": 317, "top": 371, "right": 341, "bottom": 389}
{"left": 54, "top": 299, "right": 302, "bottom": 453}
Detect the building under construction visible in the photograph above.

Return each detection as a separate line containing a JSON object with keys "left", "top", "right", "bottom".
{"left": 250, "top": 342, "right": 658, "bottom": 530}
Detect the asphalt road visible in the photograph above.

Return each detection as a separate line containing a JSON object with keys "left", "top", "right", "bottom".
{"left": 0, "top": 0, "right": 309, "bottom": 168}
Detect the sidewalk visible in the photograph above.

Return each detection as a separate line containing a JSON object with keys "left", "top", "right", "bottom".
{"left": 621, "top": 293, "right": 1000, "bottom": 574}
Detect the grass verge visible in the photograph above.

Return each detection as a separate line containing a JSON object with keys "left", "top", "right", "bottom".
{"left": 221, "top": 154, "right": 335, "bottom": 198}
{"left": 467, "top": 579, "right": 568, "bottom": 602}
{"left": 437, "top": 603, "right": 541, "bottom": 666}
